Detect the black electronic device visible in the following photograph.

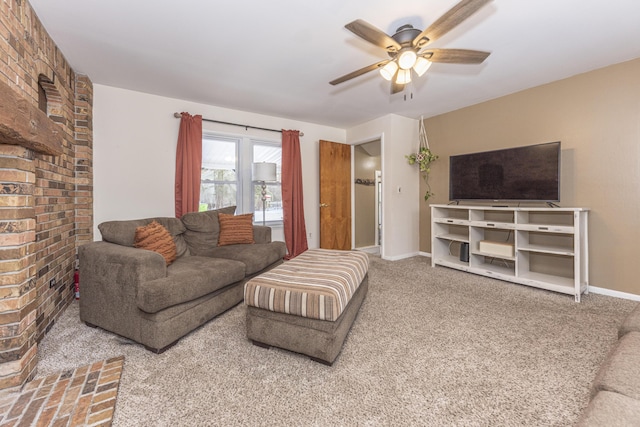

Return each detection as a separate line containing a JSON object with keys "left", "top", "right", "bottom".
{"left": 449, "top": 141, "right": 561, "bottom": 202}
{"left": 459, "top": 242, "right": 470, "bottom": 262}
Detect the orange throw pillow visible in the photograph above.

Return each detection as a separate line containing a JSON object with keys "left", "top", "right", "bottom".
{"left": 134, "top": 220, "right": 177, "bottom": 265}
{"left": 218, "top": 213, "right": 255, "bottom": 246}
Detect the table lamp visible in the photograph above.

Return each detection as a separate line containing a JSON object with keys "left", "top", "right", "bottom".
{"left": 252, "top": 162, "right": 277, "bottom": 226}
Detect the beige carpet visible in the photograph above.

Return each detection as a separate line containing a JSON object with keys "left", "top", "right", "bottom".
{"left": 36, "top": 255, "right": 635, "bottom": 426}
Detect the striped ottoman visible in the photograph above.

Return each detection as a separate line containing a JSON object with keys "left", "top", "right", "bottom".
{"left": 244, "top": 249, "right": 369, "bottom": 365}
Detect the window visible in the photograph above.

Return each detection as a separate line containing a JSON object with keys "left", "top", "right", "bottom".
{"left": 253, "top": 143, "right": 282, "bottom": 224}
{"left": 201, "top": 133, "right": 282, "bottom": 225}
{"left": 200, "top": 136, "right": 237, "bottom": 211}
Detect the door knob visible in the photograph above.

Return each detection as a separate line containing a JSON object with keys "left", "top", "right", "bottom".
{"left": 320, "top": 203, "right": 330, "bottom": 208}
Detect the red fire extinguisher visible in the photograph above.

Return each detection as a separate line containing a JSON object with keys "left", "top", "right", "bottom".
{"left": 74, "top": 269, "right": 80, "bottom": 300}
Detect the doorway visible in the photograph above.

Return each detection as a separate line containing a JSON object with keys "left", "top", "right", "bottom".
{"left": 353, "top": 140, "right": 381, "bottom": 255}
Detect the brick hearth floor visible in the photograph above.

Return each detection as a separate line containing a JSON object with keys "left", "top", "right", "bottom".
{"left": 0, "top": 356, "right": 124, "bottom": 426}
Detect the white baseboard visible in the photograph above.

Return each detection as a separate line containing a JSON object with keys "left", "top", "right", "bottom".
{"left": 382, "top": 251, "right": 421, "bottom": 261}
{"left": 418, "top": 251, "right": 431, "bottom": 258}
{"left": 589, "top": 286, "right": 640, "bottom": 301}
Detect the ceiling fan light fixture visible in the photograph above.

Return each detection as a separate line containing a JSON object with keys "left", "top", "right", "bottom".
{"left": 379, "top": 61, "right": 398, "bottom": 81}
{"left": 398, "top": 50, "right": 417, "bottom": 70}
{"left": 413, "top": 57, "right": 432, "bottom": 77}
{"left": 331, "top": 1, "right": 492, "bottom": 89}
{"left": 396, "top": 69, "right": 412, "bottom": 85}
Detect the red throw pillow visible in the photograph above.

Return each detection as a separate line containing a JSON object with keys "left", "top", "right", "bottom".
{"left": 134, "top": 220, "right": 177, "bottom": 265}
{"left": 218, "top": 213, "right": 255, "bottom": 246}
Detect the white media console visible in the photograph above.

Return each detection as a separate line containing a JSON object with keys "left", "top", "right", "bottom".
{"left": 430, "top": 204, "right": 589, "bottom": 302}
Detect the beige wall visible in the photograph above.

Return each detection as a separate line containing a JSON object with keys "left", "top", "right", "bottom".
{"left": 354, "top": 144, "right": 381, "bottom": 248}
{"left": 421, "top": 58, "right": 640, "bottom": 295}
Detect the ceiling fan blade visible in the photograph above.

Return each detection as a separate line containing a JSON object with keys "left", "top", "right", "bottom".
{"left": 391, "top": 81, "right": 405, "bottom": 94}
{"left": 424, "top": 48, "right": 490, "bottom": 64}
{"left": 412, "top": 0, "right": 492, "bottom": 48}
{"left": 330, "top": 60, "right": 390, "bottom": 85}
{"left": 345, "top": 19, "right": 402, "bottom": 52}
{"left": 390, "top": 69, "right": 404, "bottom": 94}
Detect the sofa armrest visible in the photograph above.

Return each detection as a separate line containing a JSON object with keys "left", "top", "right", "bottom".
{"left": 253, "top": 225, "right": 272, "bottom": 244}
{"left": 80, "top": 241, "right": 167, "bottom": 287}
{"left": 78, "top": 241, "right": 167, "bottom": 333}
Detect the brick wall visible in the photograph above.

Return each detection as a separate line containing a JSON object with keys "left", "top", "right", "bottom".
{"left": 0, "top": 0, "right": 93, "bottom": 389}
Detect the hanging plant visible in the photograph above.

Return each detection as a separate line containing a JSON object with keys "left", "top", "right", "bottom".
{"left": 405, "top": 118, "right": 438, "bottom": 200}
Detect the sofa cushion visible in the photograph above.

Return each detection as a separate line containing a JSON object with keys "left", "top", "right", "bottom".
{"left": 134, "top": 221, "right": 177, "bottom": 265}
{"left": 208, "top": 241, "right": 286, "bottom": 275}
{"left": 252, "top": 225, "right": 272, "bottom": 244}
{"left": 591, "top": 331, "right": 640, "bottom": 400}
{"left": 99, "top": 217, "right": 189, "bottom": 258}
{"left": 181, "top": 206, "right": 237, "bottom": 255}
{"left": 218, "top": 213, "right": 255, "bottom": 246}
{"left": 577, "top": 391, "right": 640, "bottom": 426}
{"left": 136, "top": 256, "right": 246, "bottom": 314}
{"left": 619, "top": 303, "right": 640, "bottom": 338}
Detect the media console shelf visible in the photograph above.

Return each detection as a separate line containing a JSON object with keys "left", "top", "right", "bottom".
{"left": 430, "top": 204, "right": 589, "bottom": 302}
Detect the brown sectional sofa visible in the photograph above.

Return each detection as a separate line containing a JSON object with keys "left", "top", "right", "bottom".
{"left": 78, "top": 207, "right": 286, "bottom": 353}
{"left": 577, "top": 303, "right": 640, "bottom": 425}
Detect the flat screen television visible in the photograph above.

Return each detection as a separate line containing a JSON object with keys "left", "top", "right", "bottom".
{"left": 449, "top": 141, "right": 560, "bottom": 202}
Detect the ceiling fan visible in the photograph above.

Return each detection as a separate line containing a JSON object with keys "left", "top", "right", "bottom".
{"left": 329, "top": 0, "right": 492, "bottom": 94}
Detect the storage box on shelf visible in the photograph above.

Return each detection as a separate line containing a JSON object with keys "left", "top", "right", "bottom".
{"left": 479, "top": 241, "right": 515, "bottom": 258}
{"left": 431, "top": 204, "right": 589, "bottom": 302}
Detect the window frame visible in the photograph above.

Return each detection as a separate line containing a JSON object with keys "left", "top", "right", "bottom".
{"left": 250, "top": 140, "right": 283, "bottom": 226}
{"left": 200, "top": 134, "right": 241, "bottom": 212}
{"left": 201, "top": 131, "right": 282, "bottom": 226}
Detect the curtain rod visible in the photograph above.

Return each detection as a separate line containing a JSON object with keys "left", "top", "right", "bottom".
{"left": 173, "top": 113, "right": 304, "bottom": 137}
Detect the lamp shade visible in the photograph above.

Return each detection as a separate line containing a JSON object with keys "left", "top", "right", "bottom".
{"left": 396, "top": 69, "right": 412, "bottom": 85}
{"left": 413, "top": 57, "right": 432, "bottom": 77}
{"left": 398, "top": 50, "right": 417, "bottom": 70}
{"left": 379, "top": 61, "right": 398, "bottom": 81}
{"left": 252, "top": 162, "right": 277, "bottom": 182}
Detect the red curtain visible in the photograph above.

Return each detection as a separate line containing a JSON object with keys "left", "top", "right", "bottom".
{"left": 282, "top": 130, "right": 308, "bottom": 259}
{"left": 175, "top": 112, "right": 202, "bottom": 218}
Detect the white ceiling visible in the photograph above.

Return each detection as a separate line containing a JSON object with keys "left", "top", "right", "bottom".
{"left": 29, "top": 0, "right": 640, "bottom": 129}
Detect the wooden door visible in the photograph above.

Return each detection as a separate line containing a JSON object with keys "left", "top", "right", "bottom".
{"left": 319, "top": 140, "right": 351, "bottom": 250}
